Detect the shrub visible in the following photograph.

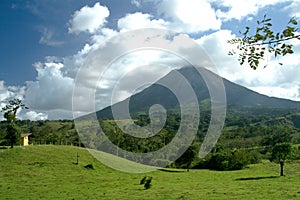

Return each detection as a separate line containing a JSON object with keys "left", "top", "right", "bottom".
{"left": 193, "top": 148, "right": 257, "bottom": 171}
{"left": 140, "top": 176, "right": 152, "bottom": 190}
{"left": 144, "top": 177, "right": 152, "bottom": 190}
{"left": 140, "top": 176, "right": 147, "bottom": 185}
{"left": 248, "top": 150, "right": 262, "bottom": 164}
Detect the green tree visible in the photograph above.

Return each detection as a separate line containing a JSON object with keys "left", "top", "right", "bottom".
{"left": 270, "top": 142, "right": 294, "bottom": 176}
{"left": 1, "top": 98, "right": 28, "bottom": 148}
{"left": 176, "top": 144, "right": 197, "bottom": 172}
{"left": 228, "top": 15, "right": 300, "bottom": 69}
{"left": 261, "top": 126, "right": 293, "bottom": 148}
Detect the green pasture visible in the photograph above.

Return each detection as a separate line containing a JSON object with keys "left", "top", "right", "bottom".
{"left": 0, "top": 145, "right": 299, "bottom": 199}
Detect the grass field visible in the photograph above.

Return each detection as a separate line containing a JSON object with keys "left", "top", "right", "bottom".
{"left": 0, "top": 145, "right": 300, "bottom": 200}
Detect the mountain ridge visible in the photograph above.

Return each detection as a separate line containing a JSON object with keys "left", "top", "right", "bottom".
{"left": 96, "top": 66, "right": 300, "bottom": 119}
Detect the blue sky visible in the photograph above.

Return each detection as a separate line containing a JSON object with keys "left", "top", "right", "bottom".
{"left": 0, "top": 0, "right": 300, "bottom": 120}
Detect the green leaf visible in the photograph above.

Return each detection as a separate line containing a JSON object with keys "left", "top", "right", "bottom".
{"left": 290, "top": 18, "right": 298, "bottom": 25}
{"left": 266, "top": 23, "right": 272, "bottom": 26}
{"left": 265, "top": 18, "right": 271, "bottom": 22}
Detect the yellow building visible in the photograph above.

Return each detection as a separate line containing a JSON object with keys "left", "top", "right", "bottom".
{"left": 21, "top": 133, "right": 32, "bottom": 146}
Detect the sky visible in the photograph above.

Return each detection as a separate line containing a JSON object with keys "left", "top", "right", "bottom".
{"left": 0, "top": 0, "right": 300, "bottom": 120}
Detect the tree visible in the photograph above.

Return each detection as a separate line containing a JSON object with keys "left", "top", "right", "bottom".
{"left": 228, "top": 15, "right": 300, "bottom": 69}
{"left": 261, "top": 125, "right": 293, "bottom": 149}
{"left": 270, "top": 142, "right": 294, "bottom": 176}
{"left": 0, "top": 98, "right": 28, "bottom": 148}
{"left": 176, "top": 144, "right": 197, "bottom": 172}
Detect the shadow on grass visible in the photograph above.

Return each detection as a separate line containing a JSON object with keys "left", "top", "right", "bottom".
{"left": 235, "top": 176, "right": 279, "bottom": 181}
{"left": 158, "top": 168, "right": 186, "bottom": 173}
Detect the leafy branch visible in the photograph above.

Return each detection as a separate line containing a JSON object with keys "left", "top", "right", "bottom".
{"left": 228, "top": 15, "right": 300, "bottom": 69}
{"left": 1, "top": 98, "right": 28, "bottom": 123}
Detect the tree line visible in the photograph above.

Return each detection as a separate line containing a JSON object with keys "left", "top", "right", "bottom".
{"left": 1, "top": 99, "right": 300, "bottom": 176}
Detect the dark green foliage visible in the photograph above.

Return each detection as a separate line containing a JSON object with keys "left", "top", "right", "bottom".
{"left": 194, "top": 149, "right": 261, "bottom": 171}
{"left": 140, "top": 176, "right": 152, "bottom": 189}
{"left": 140, "top": 176, "right": 147, "bottom": 185}
{"left": 270, "top": 143, "right": 294, "bottom": 176}
{"left": 175, "top": 144, "right": 197, "bottom": 171}
{"left": 1, "top": 97, "right": 299, "bottom": 173}
{"left": 209, "top": 149, "right": 249, "bottom": 170}
{"left": 262, "top": 131, "right": 292, "bottom": 147}
{"left": 228, "top": 15, "right": 300, "bottom": 69}
{"left": 289, "top": 114, "right": 300, "bottom": 129}
{"left": 144, "top": 176, "right": 152, "bottom": 190}
{"left": 247, "top": 150, "right": 262, "bottom": 164}
{"left": 1, "top": 98, "right": 28, "bottom": 148}
{"left": 1, "top": 99, "right": 28, "bottom": 120}
{"left": 12, "top": 120, "right": 80, "bottom": 146}
{"left": 4, "top": 123, "right": 21, "bottom": 148}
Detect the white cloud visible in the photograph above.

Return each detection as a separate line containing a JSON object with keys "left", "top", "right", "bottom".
{"left": 23, "top": 110, "right": 48, "bottom": 121}
{"left": 39, "top": 27, "right": 63, "bottom": 46}
{"left": 0, "top": 81, "right": 25, "bottom": 103}
{"left": 131, "top": 0, "right": 142, "bottom": 7}
{"left": 0, "top": 81, "right": 11, "bottom": 102}
{"left": 249, "top": 85, "right": 300, "bottom": 101}
{"left": 196, "top": 29, "right": 300, "bottom": 101}
{"left": 284, "top": 0, "right": 300, "bottom": 18}
{"left": 90, "top": 28, "right": 119, "bottom": 47}
{"left": 214, "top": 0, "right": 291, "bottom": 21}
{"left": 25, "top": 61, "right": 74, "bottom": 119}
{"left": 68, "top": 2, "right": 110, "bottom": 34}
{"left": 0, "top": 81, "right": 28, "bottom": 121}
{"left": 118, "top": 12, "right": 169, "bottom": 32}
{"left": 155, "top": 0, "right": 221, "bottom": 33}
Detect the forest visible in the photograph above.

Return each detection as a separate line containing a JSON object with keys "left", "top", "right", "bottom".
{"left": 1, "top": 105, "right": 299, "bottom": 173}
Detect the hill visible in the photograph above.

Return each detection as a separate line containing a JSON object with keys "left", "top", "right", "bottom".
{"left": 96, "top": 66, "right": 300, "bottom": 119}
{"left": 0, "top": 145, "right": 300, "bottom": 199}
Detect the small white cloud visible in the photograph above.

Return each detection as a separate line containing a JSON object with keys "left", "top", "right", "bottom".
{"left": 215, "top": 0, "right": 291, "bottom": 21}
{"left": 0, "top": 81, "right": 25, "bottom": 104}
{"left": 68, "top": 2, "right": 110, "bottom": 34}
{"left": 39, "top": 27, "right": 64, "bottom": 46}
{"left": 284, "top": 1, "right": 300, "bottom": 18}
{"left": 0, "top": 81, "right": 11, "bottom": 102}
{"left": 131, "top": 0, "right": 141, "bottom": 7}
{"left": 156, "top": 0, "right": 221, "bottom": 33}
{"left": 23, "top": 111, "right": 48, "bottom": 121}
{"left": 118, "top": 12, "right": 169, "bottom": 32}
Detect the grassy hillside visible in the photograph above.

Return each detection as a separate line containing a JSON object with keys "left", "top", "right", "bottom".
{"left": 0, "top": 145, "right": 300, "bottom": 199}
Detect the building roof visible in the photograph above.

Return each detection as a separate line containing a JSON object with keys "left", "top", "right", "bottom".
{"left": 21, "top": 133, "right": 32, "bottom": 138}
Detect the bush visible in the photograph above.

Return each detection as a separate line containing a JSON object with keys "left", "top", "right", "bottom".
{"left": 140, "top": 176, "right": 152, "bottom": 190}
{"left": 144, "top": 177, "right": 152, "bottom": 190}
{"left": 193, "top": 148, "right": 260, "bottom": 171}
{"left": 248, "top": 150, "right": 262, "bottom": 164}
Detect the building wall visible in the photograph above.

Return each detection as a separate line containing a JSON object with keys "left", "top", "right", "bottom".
{"left": 22, "top": 136, "right": 29, "bottom": 146}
